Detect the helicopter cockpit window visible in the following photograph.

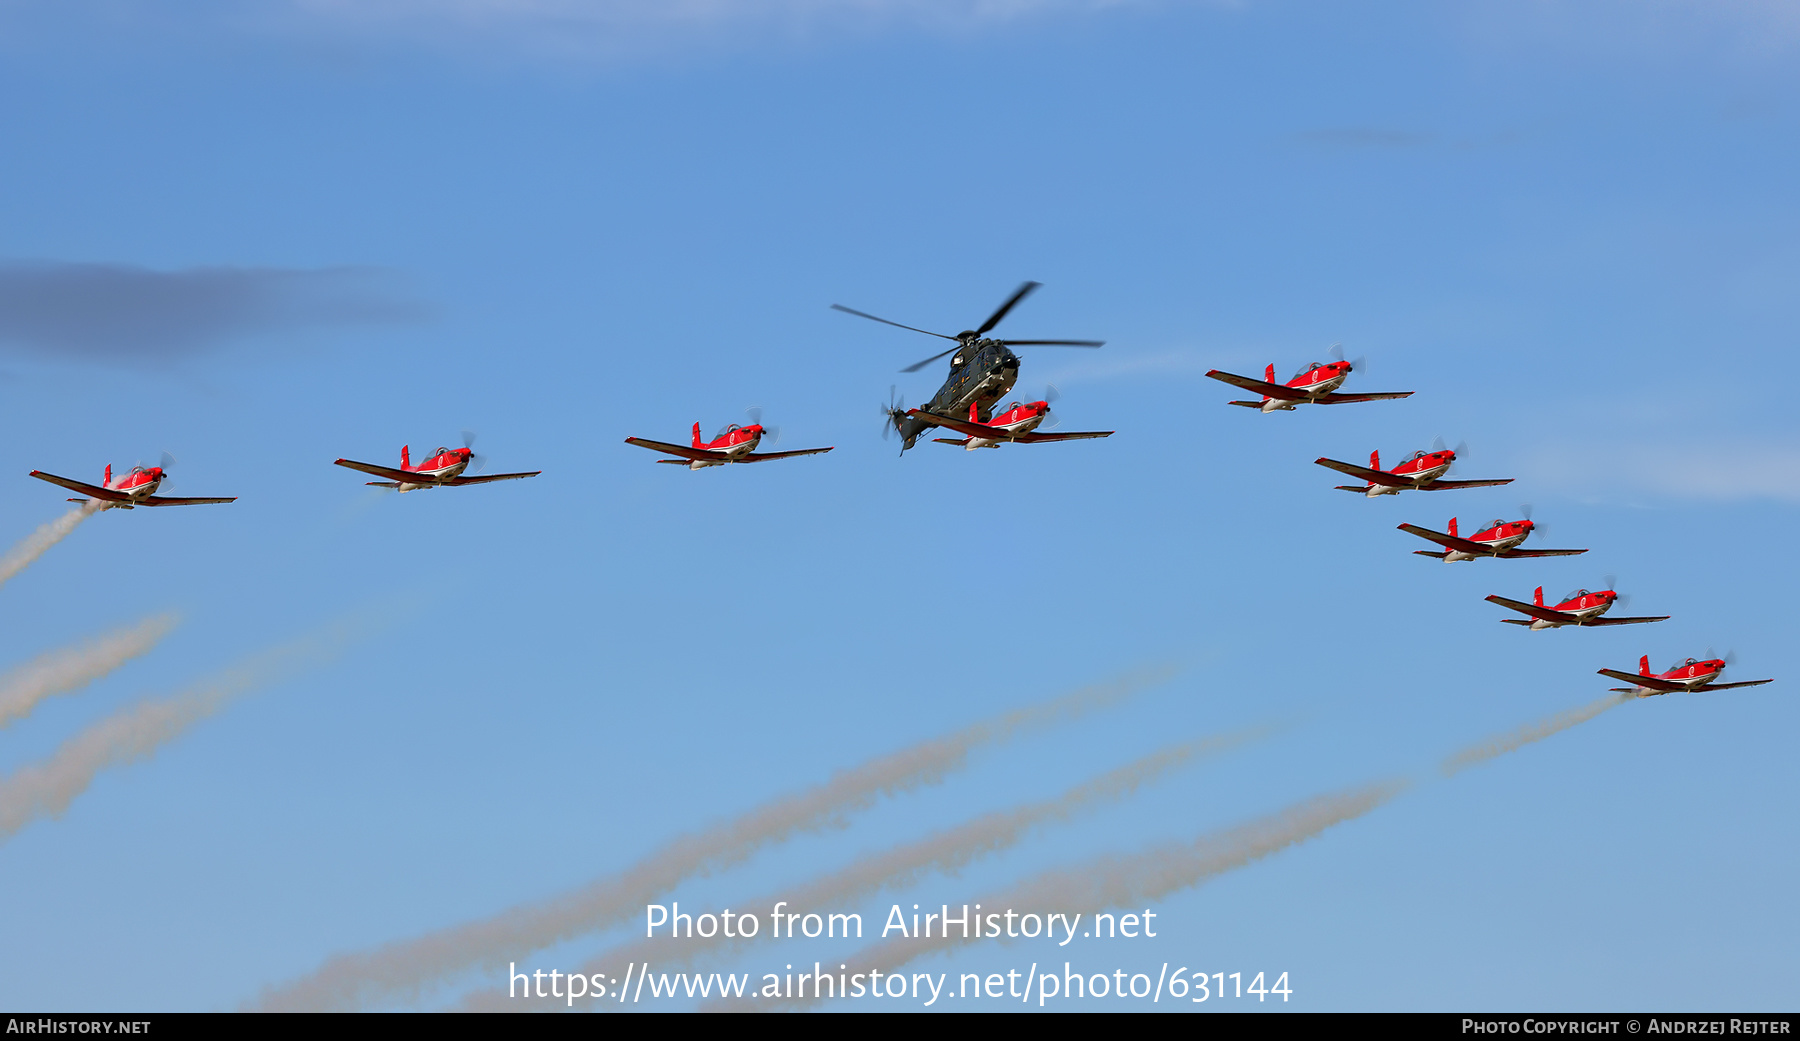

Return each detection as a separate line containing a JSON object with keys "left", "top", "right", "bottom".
{"left": 951, "top": 352, "right": 965, "bottom": 368}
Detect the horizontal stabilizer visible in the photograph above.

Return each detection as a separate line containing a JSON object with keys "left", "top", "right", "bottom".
{"left": 1584, "top": 615, "right": 1671, "bottom": 627}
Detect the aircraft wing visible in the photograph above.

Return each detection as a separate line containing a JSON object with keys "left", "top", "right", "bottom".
{"left": 442, "top": 471, "right": 541, "bottom": 485}
{"left": 334, "top": 458, "right": 436, "bottom": 484}
{"left": 1494, "top": 547, "right": 1588, "bottom": 558}
{"left": 623, "top": 438, "right": 729, "bottom": 463}
{"left": 1203, "top": 370, "right": 1310, "bottom": 402}
{"left": 1314, "top": 457, "right": 1413, "bottom": 487}
{"left": 1013, "top": 430, "right": 1113, "bottom": 443}
{"left": 139, "top": 495, "right": 237, "bottom": 506}
{"left": 1397, "top": 523, "right": 1493, "bottom": 555}
{"left": 1583, "top": 614, "right": 1671, "bottom": 627}
{"left": 907, "top": 410, "right": 1004, "bottom": 439}
{"left": 1316, "top": 391, "right": 1415, "bottom": 404}
{"left": 1420, "top": 478, "right": 1515, "bottom": 490}
{"left": 1596, "top": 668, "right": 1688, "bottom": 693}
{"left": 739, "top": 448, "right": 835, "bottom": 463}
{"left": 1697, "top": 679, "right": 1775, "bottom": 691}
{"left": 1484, "top": 594, "right": 1572, "bottom": 625}
{"left": 28, "top": 471, "right": 133, "bottom": 503}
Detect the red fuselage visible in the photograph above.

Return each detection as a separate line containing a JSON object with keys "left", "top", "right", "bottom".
{"left": 1356, "top": 448, "right": 1455, "bottom": 496}
{"left": 1255, "top": 360, "right": 1352, "bottom": 412}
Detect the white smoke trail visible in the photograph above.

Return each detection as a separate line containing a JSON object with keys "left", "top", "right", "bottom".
{"left": 0, "top": 614, "right": 180, "bottom": 729}
{"left": 250, "top": 666, "right": 1177, "bottom": 1012}
{"left": 0, "top": 612, "right": 377, "bottom": 844}
{"left": 465, "top": 726, "right": 1270, "bottom": 1011}
{"left": 1440, "top": 693, "right": 1631, "bottom": 777}
{"left": 0, "top": 502, "right": 101, "bottom": 590}
{"left": 706, "top": 779, "right": 1410, "bottom": 1011}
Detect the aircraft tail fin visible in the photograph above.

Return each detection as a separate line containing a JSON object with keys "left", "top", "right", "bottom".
{"left": 1533, "top": 586, "right": 1545, "bottom": 607}
{"left": 1639, "top": 654, "right": 1651, "bottom": 676}
{"left": 692, "top": 422, "right": 702, "bottom": 449}
{"left": 1369, "top": 449, "right": 1380, "bottom": 472}
{"left": 401, "top": 445, "right": 410, "bottom": 469}
{"left": 969, "top": 401, "right": 980, "bottom": 423}
{"left": 1447, "top": 517, "right": 1458, "bottom": 538}
{"left": 103, "top": 464, "right": 112, "bottom": 486}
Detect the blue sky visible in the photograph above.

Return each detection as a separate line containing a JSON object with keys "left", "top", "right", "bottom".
{"left": 0, "top": 0, "right": 1795, "bottom": 1012}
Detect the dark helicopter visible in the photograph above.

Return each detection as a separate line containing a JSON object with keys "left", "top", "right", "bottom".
{"left": 831, "top": 282, "right": 1104, "bottom": 452}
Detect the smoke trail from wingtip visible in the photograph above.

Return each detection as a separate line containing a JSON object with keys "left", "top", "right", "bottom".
{"left": 466, "top": 725, "right": 1272, "bottom": 1011}
{"left": 710, "top": 778, "right": 1409, "bottom": 1012}
{"left": 0, "top": 614, "right": 180, "bottom": 730}
{"left": 0, "top": 612, "right": 379, "bottom": 844}
{"left": 0, "top": 502, "right": 100, "bottom": 590}
{"left": 1440, "top": 693, "right": 1630, "bottom": 777}
{"left": 251, "top": 665, "right": 1178, "bottom": 1012}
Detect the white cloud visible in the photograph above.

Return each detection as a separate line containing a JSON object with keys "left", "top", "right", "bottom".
{"left": 1519, "top": 439, "right": 1800, "bottom": 504}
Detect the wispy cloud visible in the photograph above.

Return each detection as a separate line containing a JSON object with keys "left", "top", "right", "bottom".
{"left": 1518, "top": 438, "right": 1800, "bottom": 504}
{"left": 0, "top": 262, "right": 425, "bottom": 364}
{"left": 1296, "top": 127, "right": 1438, "bottom": 150}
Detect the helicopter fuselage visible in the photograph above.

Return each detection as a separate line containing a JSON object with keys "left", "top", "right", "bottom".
{"left": 899, "top": 339, "right": 1021, "bottom": 448}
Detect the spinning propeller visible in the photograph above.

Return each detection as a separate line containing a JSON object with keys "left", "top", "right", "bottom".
{"left": 460, "top": 429, "right": 488, "bottom": 473}
{"left": 879, "top": 386, "right": 907, "bottom": 447}
{"left": 832, "top": 281, "right": 1104, "bottom": 373}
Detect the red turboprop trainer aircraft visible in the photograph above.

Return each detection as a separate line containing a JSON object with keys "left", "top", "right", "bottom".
{"left": 625, "top": 410, "right": 832, "bottom": 470}
{"left": 1206, "top": 349, "right": 1412, "bottom": 412}
{"left": 335, "top": 435, "right": 540, "bottom": 491}
{"left": 1315, "top": 445, "right": 1512, "bottom": 497}
{"left": 1398, "top": 515, "right": 1585, "bottom": 561}
{"left": 1487, "top": 586, "right": 1669, "bottom": 629}
{"left": 29, "top": 456, "right": 235, "bottom": 509}
{"left": 1598, "top": 655, "right": 1771, "bottom": 696}
{"left": 905, "top": 389, "right": 1111, "bottom": 450}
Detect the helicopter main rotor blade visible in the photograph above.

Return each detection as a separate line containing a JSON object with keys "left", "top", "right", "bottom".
{"left": 975, "top": 281, "right": 1042, "bottom": 336}
{"left": 998, "top": 339, "right": 1106, "bottom": 347}
{"left": 830, "top": 304, "right": 957, "bottom": 341}
{"left": 900, "top": 345, "right": 962, "bottom": 373}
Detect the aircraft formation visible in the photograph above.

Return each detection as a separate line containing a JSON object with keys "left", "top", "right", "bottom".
{"left": 1201, "top": 351, "right": 1772, "bottom": 699}
{"left": 18, "top": 281, "right": 1770, "bottom": 700}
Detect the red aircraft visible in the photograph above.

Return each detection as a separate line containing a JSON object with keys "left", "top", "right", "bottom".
{"left": 29, "top": 458, "right": 235, "bottom": 510}
{"left": 905, "top": 391, "right": 1111, "bottom": 450}
{"left": 1599, "top": 655, "right": 1772, "bottom": 696}
{"left": 1206, "top": 351, "right": 1412, "bottom": 412}
{"left": 1316, "top": 446, "right": 1512, "bottom": 497}
{"left": 335, "top": 437, "right": 540, "bottom": 491}
{"left": 1487, "top": 586, "right": 1669, "bottom": 630}
{"left": 1398, "top": 515, "right": 1585, "bottom": 561}
{"left": 626, "top": 411, "right": 832, "bottom": 470}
